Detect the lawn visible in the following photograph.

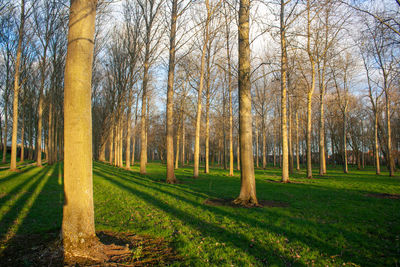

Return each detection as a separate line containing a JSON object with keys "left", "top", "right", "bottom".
{"left": 0, "top": 160, "right": 399, "bottom": 266}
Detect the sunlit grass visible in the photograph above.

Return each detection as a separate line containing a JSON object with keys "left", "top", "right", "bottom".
{"left": 0, "top": 160, "right": 399, "bottom": 266}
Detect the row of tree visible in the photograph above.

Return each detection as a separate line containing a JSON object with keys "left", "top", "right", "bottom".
{"left": 0, "top": 0, "right": 400, "bottom": 257}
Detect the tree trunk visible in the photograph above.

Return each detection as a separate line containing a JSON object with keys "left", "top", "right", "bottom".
{"left": 62, "top": 0, "right": 101, "bottom": 259}
{"left": 288, "top": 97, "right": 293, "bottom": 174}
{"left": 10, "top": 0, "right": 25, "bottom": 171}
{"left": 280, "top": 0, "right": 289, "bottom": 182}
{"left": 166, "top": 0, "right": 178, "bottom": 183}
{"left": 374, "top": 110, "right": 380, "bottom": 174}
{"left": 205, "top": 59, "right": 210, "bottom": 174}
{"left": 319, "top": 86, "right": 326, "bottom": 175}
{"left": 255, "top": 125, "right": 259, "bottom": 168}
{"left": 343, "top": 111, "right": 348, "bottom": 173}
{"left": 262, "top": 123, "right": 266, "bottom": 169}
{"left": 385, "top": 93, "right": 394, "bottom": 176}
{"left": 237, "top": 134, "right": 240, "bottom": 171}
{"left": 225, "top": 11, "right": 234, "bottom": 176}
{"left": 140, "top": 46, "right": 150, "bottom": 174}
{"left": 181, "top": 116, "right": 185, "bottom": 167}
{"left": 3, "top": 103, "right": 7, "bottom": 164}
{"left": 126, "top": 100, "right": 131, "bottom": 170}
{"left": 20, "top": 111, "right": 24, "bottom": 163}
{"left": 296, "top": 111, "right": 300, "bottom": 171}
{"left": 234, "top": 0, "right": 258, "bottom": 206}
{"left": 306, "top": 92, "right": 313, "bottom": 178}
{"left": 109, "top": 128, "right": 113, "bottom": 164}
{"left": 193, "top": 4, "right": 209, "bottom": 178}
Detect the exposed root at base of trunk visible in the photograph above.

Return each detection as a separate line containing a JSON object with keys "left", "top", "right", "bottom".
{"left": 232, "top": 197, "right": 262, "bottom": 208}
{"left": 64, "top": 236, "right": 131, "bottom": 265}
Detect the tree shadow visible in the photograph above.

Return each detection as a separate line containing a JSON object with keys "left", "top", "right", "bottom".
{"left": 0, "top": 164, "right": 64, "bottom": 266}
{"left": 96, "top": 170, "right": 302, "bottom": 266}
{"left": 94, "top": 162, "right": 399, "bottom": 266}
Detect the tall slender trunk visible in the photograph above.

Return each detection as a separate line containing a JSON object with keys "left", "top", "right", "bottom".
{"left": 288, "top": 98, "right": 293, "bottom": 174}
{"left": 343, "top": 111, "right": 348, "bottom": 173}
{"left": 166, "top": 0, "right": 178, "bottom": 183}
{"left": 234, "top": 0, "right": 258, "bottom": 206}
{"left": 3, "top": 102, "right": 8, "bottom": 164}
{"left": 175, "top": 127, "right": 180, "bottom": 169}
{"left": 374, "top": 110, "right": 380, "bottom": 174}
{"left": 306, "top": 91, "right": 313, "bottom": 178}
{"left": 296, "top": 111, "right": 300, "bottom": 171}
{"left": 131, "top": 96, "right": 139, "bottom": 166}
{"left": 62, "top": 0, "right": 99, "bottom": 258}
{"left": 48, "top": 102, "right": 53, "bottom": 165}
{"left": 126, "top": 101, "right": 131, "bottom": 169}
{"left": 319, "top": 85, "right": 326, "bottom": 175}
{"left": 193, "top": 2, "right": 210, "bottom": 178}
{"left": 140, "top": 38, "right": 151, "bottom": 174}
{"left": 205, "top": 55, "right": 211, "bottom": 174}
{"left": 280, "top": 0, "right": 289, "bottom": 182}
{"left": 20, "top": 110, "right": 24, "bottom": 163}
{"left": 119, "top": 120, "right": 123, "bottom": 167}
{"left": 10, "top": 0, "right": 25, "bottom": 171}
{"left": 181, "top": 116, "right": 185, "bottom": 167}
{"left": 225, "top": 11, "right": 234, "bottom": 176}
{"left": 262, "top": 122, "right": 266, "bottom": 169}
{"left": 385, "top": 93, "right": 394, "bottom": 176}
{"left": 109, "top": 128, "right": 113, "bottom": 164}
{"left": 37, "top": 52, "right": 47, "bottom": 167}
{"left": 306, "top": 0, "right": 315, "bottom": 179}
{"left": 237, "top": 134, "right": 240, "bottom": 171}
{"left": 255, "top": 125, "right": 259, "bottom": 168}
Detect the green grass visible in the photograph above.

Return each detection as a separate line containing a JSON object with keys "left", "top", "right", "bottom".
{"left": 0, "top": 160, "right": 399, "bottom": 266}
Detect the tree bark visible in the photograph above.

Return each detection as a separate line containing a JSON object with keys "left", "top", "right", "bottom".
{"left": 193, "top": 0, "right": 210, "bottom": 178}
{"left": 295, "top": 111, "right": 300, "bottom": 171}
{"left": 234, "top": 0, "right": 258, "bottom": 206}
{"left": 280, "top": 0, "right": 289, "bottom": 182}
{"left": 166, "top": 0, "right": 178, "bottom": 183}
{"left": 62, "top": 0, "right": 101, "bottom": 259}
{"left": 10, "top": 0, "right": 25, "bottom": 171}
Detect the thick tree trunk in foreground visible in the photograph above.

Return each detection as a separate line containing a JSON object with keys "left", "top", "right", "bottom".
{"left": 10, "top": 0, "right": 25, "bottom": 171}
{"left": 234, "top": 0, "right": 258, "bottom": 206}
{"left": 62, "top": 0, "right": 102, "bottom": 260}
{"left": 166, "top": 0, "right": 178, "bottom": 183}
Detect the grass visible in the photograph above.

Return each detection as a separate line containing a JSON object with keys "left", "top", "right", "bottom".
{"left": 0, "top": 159, "right": 399, "bottom": 266}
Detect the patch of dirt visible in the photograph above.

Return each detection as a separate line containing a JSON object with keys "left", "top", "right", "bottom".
{"left": 366, "top": 193, "right": 400, "bottom": 199}
{"left": 204, "top": 198, "right": 289, "bottom": 208}
{"left": 0, "top": 230, "right": 182, "bottom": 266}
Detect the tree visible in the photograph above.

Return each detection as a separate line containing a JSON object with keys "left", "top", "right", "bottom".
{"left": 138, "top": 0, "right": 163, "bottom": 175}
{"left": 10, "top": 0, "right": 25, "bottom": 171}
{"left": 234, "top": 0, "right": 258, "bottom": 206}
{"left": 62, "top": 0, "right": 102, "bottom": 260}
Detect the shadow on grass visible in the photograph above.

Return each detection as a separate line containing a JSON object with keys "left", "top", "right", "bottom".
{"left": 95, "top": 169, "right": 301, "bottom": 266}
{"left": 0, "top": 165, "right": 36, "bottom": 187}
{"left": 94, "top": 162, "right": 400, "bottom": 266}
{"left": 0, "top": 164, "right": 64, "bottom": 267}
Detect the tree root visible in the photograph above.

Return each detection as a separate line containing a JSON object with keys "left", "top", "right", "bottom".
{"left": 232, "top": 197, "right": 262, "bottom": 208}
{"left": 64, "top": 238, "right": 130, "bottom": 265}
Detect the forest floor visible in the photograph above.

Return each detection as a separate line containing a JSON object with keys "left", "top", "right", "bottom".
{"left": 0, "top": 160, "right": 399, "bottom": 266}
